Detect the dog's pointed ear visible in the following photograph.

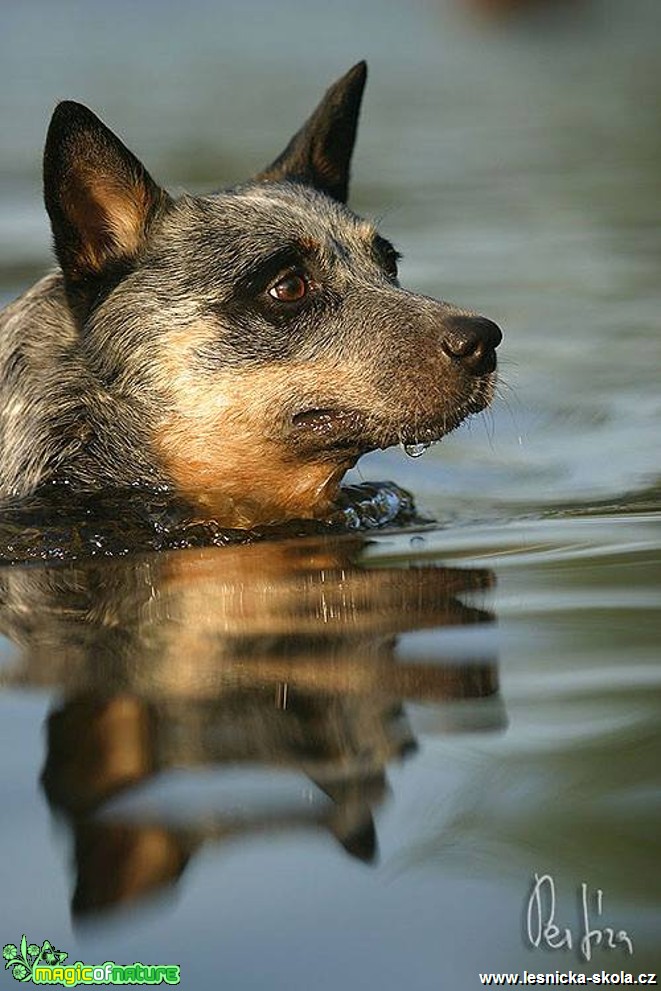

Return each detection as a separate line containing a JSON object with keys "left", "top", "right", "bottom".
{"left": 254, "top": 61, "right": 367, "bottom": 204}
{"left": 43, "top": 101, "right": 171, "bottom": 284}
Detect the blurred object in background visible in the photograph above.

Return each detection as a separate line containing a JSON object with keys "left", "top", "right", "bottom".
{"left": 461, "top": 0, "right": 585, "bottom": 18}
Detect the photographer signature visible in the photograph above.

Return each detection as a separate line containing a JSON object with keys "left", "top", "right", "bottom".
{"left": 526, "top": 873, "right": 634, "bottom": 961}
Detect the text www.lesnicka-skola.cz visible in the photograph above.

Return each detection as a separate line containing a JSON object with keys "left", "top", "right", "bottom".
{"left": 479, "top": 972, "right": 657, "bottom": 986}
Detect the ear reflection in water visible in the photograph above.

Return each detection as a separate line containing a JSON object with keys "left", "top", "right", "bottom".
{"left": 0, "top": 534, "right": 502, "bottom": 922}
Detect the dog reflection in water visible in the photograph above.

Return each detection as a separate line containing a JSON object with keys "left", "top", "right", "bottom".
{"left": 0, "top": 536, "right": 501, "bottom": 920}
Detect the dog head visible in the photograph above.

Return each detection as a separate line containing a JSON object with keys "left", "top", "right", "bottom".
{"left": 43, "top": 63, "right": 501, "bottom": 526}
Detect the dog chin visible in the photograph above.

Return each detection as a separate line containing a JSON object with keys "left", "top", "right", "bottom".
{"left": 372, "top": 375, "right": 498, "bottom": 450}
{"left": 287, "top": 372, "right": 496, "bottom": 456}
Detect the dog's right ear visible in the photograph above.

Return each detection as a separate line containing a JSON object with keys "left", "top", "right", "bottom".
{"left": 43, "top": 102, "right": 171, "bottom": 285}
{"left": 255, "top": 61, "right": 367, "bottom": 204}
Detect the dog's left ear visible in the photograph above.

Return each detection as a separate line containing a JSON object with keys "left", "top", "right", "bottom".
{"left": 255, "top": 61, "right": 367, "bottom": 204}
{"left": 43, "top": 101, "right": 171, "bottom": 285}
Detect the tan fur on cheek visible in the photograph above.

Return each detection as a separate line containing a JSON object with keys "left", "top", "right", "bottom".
{"left": 150, "top": 342, "right": 369, "bottom": 527}
{"left": 156, "top": 421, "right": 349, "bottom": 527}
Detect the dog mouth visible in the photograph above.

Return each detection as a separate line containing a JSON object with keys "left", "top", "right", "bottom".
{"left": 291, "top": 408, "right": 359, "bottom": 432}
{"left": 289, "top": 408, "right": 366, "bottom": 455}
{"left": 289, "top": 378, "right": 495, "bottom": 456}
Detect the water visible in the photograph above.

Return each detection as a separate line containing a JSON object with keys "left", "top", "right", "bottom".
{"left": 402, "top": 442, "right": 432, "bottom": 459}
{"left": 1, "top": 0, "right": 660, "bottom": 987}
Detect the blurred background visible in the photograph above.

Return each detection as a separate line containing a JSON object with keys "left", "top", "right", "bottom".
{"left": 1, "top": 0, "right": 660, "bottom": 521}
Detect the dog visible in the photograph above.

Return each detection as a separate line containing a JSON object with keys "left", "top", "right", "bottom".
{"left": 0, "top": 62, "right": 501, "bottom": 530}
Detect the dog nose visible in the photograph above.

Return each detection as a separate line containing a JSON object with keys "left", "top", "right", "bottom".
{"left": 440, "top": 315, "right": 502, "bottom": 374}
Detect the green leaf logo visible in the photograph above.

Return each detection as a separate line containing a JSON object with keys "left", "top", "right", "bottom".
{"left": 3, "top": 936, "right": 67, "bottom": 981}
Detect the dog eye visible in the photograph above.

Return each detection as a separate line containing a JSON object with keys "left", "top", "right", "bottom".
{"left": 268, "top": 272, "right": 308, "bottom": 302}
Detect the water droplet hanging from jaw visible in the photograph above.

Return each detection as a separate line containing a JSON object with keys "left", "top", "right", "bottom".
{"left": 402, "top": 441, "right": 431, "bottom": 459}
